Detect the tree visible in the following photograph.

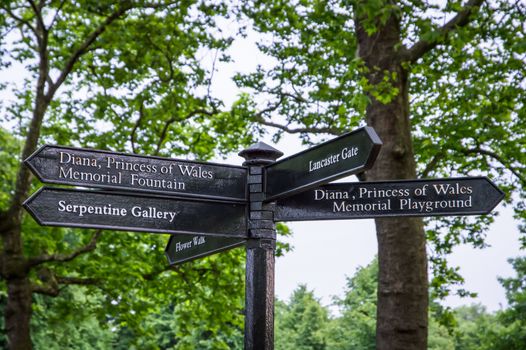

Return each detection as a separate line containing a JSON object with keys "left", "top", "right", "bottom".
{"left": 275, "top": 285, "right": 329, "bottom": 350}
{"left": 431, "top": 258, "right": 526, "bottom": 350}
{"left": 452, "top": 304, "right": 498, "bottom": 350}
{"left": 327, "top": 259, "right": 378, "bottom": 350}
{"left": 492, "top": 256, "right": 526, "bottom": 349}
{"left": 0, "top": 1, "right": 256, "bottom": 349}
{"left": 30, "top": 287, "right": 115, "bottom": 349}
{"left": 275, "top": 258, "right": 456, "bottom": 350}
{"left": 236, "top": 0, "right": 526, "bottom": 348}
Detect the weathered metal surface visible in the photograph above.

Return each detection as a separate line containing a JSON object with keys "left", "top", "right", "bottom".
{"left": 164, "top": 234, "right": 245, "bottom": 265}
{"left": 264, "top": 127, "right": 382, "bottom": 201}
{"left": 245, "top": 239, "right": 275, "bottom": 350}
{"left": 25, "top": 145, "right": 247, "bottom": 201}
{"left": 24, "top": 187, "right": 248, "bottom": 237}
{"left": 240, "top": 141, "right": 281, "bottom": 350}
{"left": 275, "top": 177, "right": 504, "bottom": 221}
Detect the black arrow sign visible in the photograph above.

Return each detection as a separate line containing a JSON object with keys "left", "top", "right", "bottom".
{"left": 165, "top": 234, "right": 245, "bottom": 265}
{"left": 275, "top": 177, "right": 504, "bottom": 221}
{"left": 264, "top": 127, "right": 382, "bottom": 201}
{"left": 24, "top": 187, "right": 247, "bottom": 238}
{"left": 25, "top": 145, "right": 247, "bottom": 201}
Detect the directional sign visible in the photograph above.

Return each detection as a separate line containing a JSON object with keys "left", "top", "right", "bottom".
{"left": 275, "top": 177, "right": 504, "bottom": 221}
{"left": 264, "top": 127, "right": 382, "bottom": 201}
{"left": 24, "top": 187, "right": 247, "bottom": 238}
{"left": 25, "top": 145, "right": 247, "bottom": 201}
{"left": 165, "top": 234, "right": 245, "bottom": 265}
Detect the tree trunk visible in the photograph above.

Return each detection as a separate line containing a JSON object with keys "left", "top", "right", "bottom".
{"left": 355, "top": 9, "right": 428, "bottom": 350}
{"left": 5, "top": 276, "right": 32, "bottom": 350}
{"left": 1, "top": 81, "right": 50, "bottom": 350}
{"left": 3, "top": 223, "right": 32, "bottom": 350}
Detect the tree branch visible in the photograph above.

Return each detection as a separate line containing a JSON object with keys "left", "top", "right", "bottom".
{"left": 207, "top": 49, "right": 219, "bottom": 101}
{"left": 32, "top": 283, "right": 60, "bottom": 296}
{"left": 47, "top": 0, "right": 67, "bottom": 30}
{"left": 145, "top": 36, "right": 175, "bottom": 83}
{"left": 401, "top": 0, "right": 485, "bottom": 64}
{"left": 130, "top": 101, "right": 145, "bottom": 154}
{"left": 251, "top": 89, "right": 337, "bottom": 135}
{"left": 27, "top": 0, "right": 46, "bottom": 40}
{"left": 419, "top": 151, "right": 445, "bottom": 178}
{"left": 142, "top": 264, "right": 179, "bottom": 281}
{"left": 47, "top": 0, "right": 180, "bottom": 96}
{"left": 462, "top": 147, "right": 525, "bottom": 184}
{"left": 1, "top": 3, "right": 39, "bottom": 40}
{"left": 32, "top": 275, "right": 99, "bottom": 296}
{"left": 27, "top": 230, "right": 102, "bottom": 267}
{"left": 253, "top": 116, "right": 341, "bottom": 135}
{"left": 155, "top": 108, "right": 217, "bottom": 155}
{"left": 46, "top": 3, "right": 133, "bottom": 101}
{"left": 56, "top": 276, "right": 99, "bottom": 286}
{"left": 2, "top": 1, "right": 51, "bottom": 231}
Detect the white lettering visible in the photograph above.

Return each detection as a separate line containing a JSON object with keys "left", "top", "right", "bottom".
{"left": 341, "top": 146, "right": 358, "bottom": 159}
{"left": 57, "top": 201, "right": 127, "bottom": 217}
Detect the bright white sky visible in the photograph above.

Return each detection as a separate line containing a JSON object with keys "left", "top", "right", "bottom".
{"left": 0, "top": 13, "right": 522, "bottom": 315}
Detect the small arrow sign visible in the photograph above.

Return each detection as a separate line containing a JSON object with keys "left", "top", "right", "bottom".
{"left": 264, "top": 127, "right": 382, "bottom": 201}
{"left": 275, "top": 177, "right": 504, "bottom": 221}
{"left": 25, "top": 145, "right": 247, "bottom": 201}
{"left": 24, "top": 187, "right": 247, "bottom": 238}
{"left": 165, "top": 234, "right": 245, "bottom": 265}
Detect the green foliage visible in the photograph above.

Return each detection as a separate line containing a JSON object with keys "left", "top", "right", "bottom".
{"left": 327, "top": 259, "right": 378, "bottom": 350}
{"left": 276, "top": 222, "right": 294, "bottom": 257}
{"left": 410, "top": 0, "right": 526, "bottom": 298}
{"left": 237, "top": 0, "right": 526, "bottom": 302}
{"left": 1, "top": 1, "right": 258, "bottom": 158}
{"left": 435, "top": 257, "right": 526, "bottom": 350}
{"left": 275, "top": 257, "right": 459, "bottom": 349}
{"left": 492, "top": 256, "right": 526, "bottom": 349}
{"left": 276, "top": 285, "right": 329, "bottom": 350}
{"left": 428, "top": 315, "right": 455, "bottom": 350}
{"left": 31, "top": 288, "right": 115, "bottom": 349}
{"left": 237, "top": 0, "right": 367, "bottom": 141}
{"left": 452, "top": 304, "right": 498, "bottom": 350}
{"left": 2, "top": 0, "right": 526, "bottom": 347}
{"left": 0, "top": 128, "right": 21, "bottom": 209}
{"left": 0, "top": 1, "right": 257, "bottom": 347}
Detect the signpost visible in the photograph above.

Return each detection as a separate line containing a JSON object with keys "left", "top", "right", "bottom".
{"left": 23, "top": 127, "right": 507, "bottom": 350}
{"left": 165, "top": 234, "right": 245, "bottom": 265}
{"left": 274, "top": 177, "right": 505, "bottom": 221}
{"left": 25, "top": 145, "right": 247, "bottom": 201}
{"left": 24, "top": 187, "right": 247, "bottom": 238}
{"left": 264, "top": 127, "right": 382, "bottom": 201}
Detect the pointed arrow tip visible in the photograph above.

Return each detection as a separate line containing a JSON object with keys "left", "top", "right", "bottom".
{"left": 24, "top": 144, "right": 48, "bottom": 163}
{"left": 22, "top": 188, "right": 45, "bottom": 225}
{"left": 484, "top": 177, "right": 505, "bottom": 206}
{"left": 364, "top": 126, "right": 383, "bottom": 146}
{"left": 24, "top": 145, "right": 51, "bottom": 181}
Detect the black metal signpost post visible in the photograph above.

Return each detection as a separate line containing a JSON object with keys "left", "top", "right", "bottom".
{"left": 23, "top": 127, "right": 507, "bottom": 350}
{"left": 239, "top": 142, "right": 284, "bottom": 350}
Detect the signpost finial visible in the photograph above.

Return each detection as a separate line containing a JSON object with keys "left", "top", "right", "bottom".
{"left": 238, "top": 142, "right": 283, "bottom": 166}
